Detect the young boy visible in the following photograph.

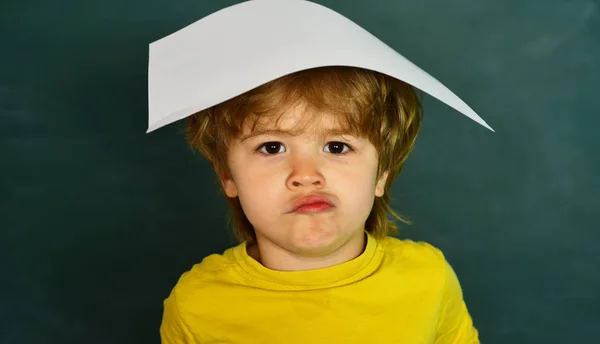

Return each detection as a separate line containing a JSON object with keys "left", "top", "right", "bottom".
{"left": 151, "top": 1, "right": 488, "bottom": 343}
{"left": 160, "top": 66, "right": 479, "bottom": 343}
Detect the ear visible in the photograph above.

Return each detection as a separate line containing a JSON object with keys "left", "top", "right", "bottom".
{"left": 221, "top": 176, "right": 238, "bottom": 198}
{"left": 375, "top": 170, "right": 389, "bottom": 197}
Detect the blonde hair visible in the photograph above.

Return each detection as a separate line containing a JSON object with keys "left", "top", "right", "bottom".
{"left": 186, "top": 66, "right": 422, "bottom": 244}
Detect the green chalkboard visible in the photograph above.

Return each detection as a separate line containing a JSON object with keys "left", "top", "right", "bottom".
{"left": 1, "top": 0, "right": 598, "bottom": 343}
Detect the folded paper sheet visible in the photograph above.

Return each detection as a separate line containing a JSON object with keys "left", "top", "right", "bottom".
{"left": 147, "top": 0, "right": 493, "bottom": 133}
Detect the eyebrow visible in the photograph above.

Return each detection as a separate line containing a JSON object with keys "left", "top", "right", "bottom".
{"left": 239, "top": 128, "right": 355, "bottom": 143}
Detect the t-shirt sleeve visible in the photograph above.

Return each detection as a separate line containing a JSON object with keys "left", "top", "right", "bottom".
{"left": 434, "top": 261, "right": 480, "bottom": 344}
{"left": 160, "top": 286, "right": 195, "bottom": 344}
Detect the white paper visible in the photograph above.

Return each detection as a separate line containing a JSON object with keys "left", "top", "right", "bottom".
{"left": 147, "top": 0, "right": 493, "bottom": 133}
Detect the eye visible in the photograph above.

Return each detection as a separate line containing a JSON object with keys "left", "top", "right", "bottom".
{"left": 324, "top": 141, "right": 351, "bottom": 155}
{"left": 258, "top": 141, "right": 285, "bottom": 155}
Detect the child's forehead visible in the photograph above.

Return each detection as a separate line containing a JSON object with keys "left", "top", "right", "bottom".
{"left": 240, "top": 104, "right": 356, "bottom": 137}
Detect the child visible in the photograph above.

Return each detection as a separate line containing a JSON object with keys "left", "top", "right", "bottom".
{"left": 150, "top": 1, "right": 489, "bottom": 343}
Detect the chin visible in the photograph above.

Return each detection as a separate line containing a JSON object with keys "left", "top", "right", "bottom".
{"left": 287, "top": 225, "right": 348, "bottom": 252}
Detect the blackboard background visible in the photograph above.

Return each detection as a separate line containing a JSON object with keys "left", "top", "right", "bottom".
{"left": 2, "top": 0, "right": 599, "bottom": 343}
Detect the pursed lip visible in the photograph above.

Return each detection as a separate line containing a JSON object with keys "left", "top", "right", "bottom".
{"left": 288, "top": 194, "right": 335, "bottom": 213}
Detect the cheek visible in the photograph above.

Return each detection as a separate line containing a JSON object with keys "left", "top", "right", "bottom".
{"left": 335, "top": 160, "right": 378, "bottom": 187}
{"left": 234, "top": 167, "right": 280, "bottom": 221}
{"left": 331, "top": 166, "right": 378, "bottom": 205}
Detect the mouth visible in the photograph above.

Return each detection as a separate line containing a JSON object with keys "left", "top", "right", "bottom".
{"left": 289, "top": 195, "right": 335, "bottom": 214}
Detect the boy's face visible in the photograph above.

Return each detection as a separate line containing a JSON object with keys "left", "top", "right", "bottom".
{"left": 221, "top": 103, "right": 388, "bottom": 269}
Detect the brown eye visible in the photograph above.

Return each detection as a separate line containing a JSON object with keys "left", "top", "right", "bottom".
{"left": 325, "top": 141, "right": 350, "bottom": 154}
{"left": 258, "top": 142, "right": 285, "bottom": 155}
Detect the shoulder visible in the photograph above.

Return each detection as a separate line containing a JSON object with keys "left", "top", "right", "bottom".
{"left": 168, "top": 245, "right": 240, "bottom": 311}
{"left": 160, "top": 247, "right": 240, "bottom": 342}
{"left": 379, "top": 235, "right": 447, "bottom": 267}
{"left": 379, "top": 236, "right": 468, "bottom": 297}
{"left": 376, "top": 239, "right": 479, "bottom": 342}
{"left": 376, "top": 236, "right": 453, "bottom": 285}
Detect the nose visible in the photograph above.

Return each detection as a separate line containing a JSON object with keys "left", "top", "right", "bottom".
{"left": 286, "top": 155, "right": 325, "bottom": 190}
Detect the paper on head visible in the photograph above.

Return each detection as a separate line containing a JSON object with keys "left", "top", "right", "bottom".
{"left": 147, "top": 0, "right": 493, "bottom": 133}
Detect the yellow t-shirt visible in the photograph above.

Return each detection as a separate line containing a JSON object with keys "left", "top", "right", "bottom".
{"left": 160, "top": 231, "right": 479, "bottom": 343}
